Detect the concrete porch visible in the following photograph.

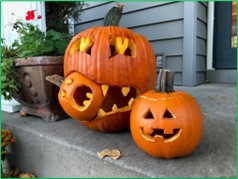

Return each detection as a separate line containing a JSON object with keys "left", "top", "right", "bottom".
{"left": 1, "top": 83, "right": 236, "bottom": 178}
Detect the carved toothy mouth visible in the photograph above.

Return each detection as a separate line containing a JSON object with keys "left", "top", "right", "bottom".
{"left": 97, "top": 85, "right": 140, "bottom": 117}
{"left": 74, "top": 84, "right": 140, "bottom": 118}
{"left": 140, "top": 128, "right": 182, "bottom": 143}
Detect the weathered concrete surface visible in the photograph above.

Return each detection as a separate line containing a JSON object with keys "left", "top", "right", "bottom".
{"left": 2, "top": 83, "right": 236, "bottom": 178}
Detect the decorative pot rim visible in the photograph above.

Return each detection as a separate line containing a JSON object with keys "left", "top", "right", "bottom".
{"left": 14, "top": 56, "right": 64, "bottom": 67}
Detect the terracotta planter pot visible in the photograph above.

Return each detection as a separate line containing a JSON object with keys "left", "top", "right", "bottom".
{"left": 13, "top": 56, "right": 67, "bottom": 122}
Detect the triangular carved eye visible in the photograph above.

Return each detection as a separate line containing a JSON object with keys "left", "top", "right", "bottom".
{"left": 143, "top": 108, "right": 154, "bottom": 119}
{"left": 163, "top": 109, "right": 175, "bottom": 119}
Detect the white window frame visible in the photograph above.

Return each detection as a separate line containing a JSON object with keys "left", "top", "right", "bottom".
{"left": 1, "top": 1, "right": 46, "bottom": 46}
{"left": 206, "top": 2, "right": 215, "bottom": 70}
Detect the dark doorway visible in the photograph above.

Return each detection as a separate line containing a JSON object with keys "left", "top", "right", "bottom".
{"left": 213, "top": 2, "right": 237, "bottom": 69}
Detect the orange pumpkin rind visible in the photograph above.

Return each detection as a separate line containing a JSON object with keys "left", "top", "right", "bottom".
{"left": 59, "top": 5, "right": 156, "bottom": 132}
{"left": 130, "top": 69, "right": 204, "bottom": 158}
{"left": 58, "top": 72, "right": 104, "bottom": 121}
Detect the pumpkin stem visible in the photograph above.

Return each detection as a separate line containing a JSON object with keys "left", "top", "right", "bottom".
{"left": 45, "top": 74, "right": 64, "bottom": 87}
{"left": 156, "top": 69, "right": 175, "bottom": 93}
{"left": 103, "top": 3, "right": 124, "bottom": 26}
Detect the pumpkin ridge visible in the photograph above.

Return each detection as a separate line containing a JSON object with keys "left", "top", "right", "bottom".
{"left": 174, "top": 92, "right": 203, "bottom": 154}
{"left": 94, "top": 27, "right": 105, "bottom": 82}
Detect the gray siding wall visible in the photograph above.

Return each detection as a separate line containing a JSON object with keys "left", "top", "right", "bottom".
{"left": 196, "top": 2, "right": 207, "bottom": 84}
{"left": 74, "top": 1, "right": 207, "bottom": 86}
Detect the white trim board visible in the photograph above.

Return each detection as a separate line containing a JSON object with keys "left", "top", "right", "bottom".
{"left": 207, "top": 2, "right": 215, "bottom": 70}
{"left": 1, "top": 97, "right": 21, "bottom": 113}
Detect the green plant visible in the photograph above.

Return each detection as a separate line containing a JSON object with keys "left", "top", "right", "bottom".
{"left": 1, "top": 9, "right": 72, "bottom": 100}
{"left": 1, "top": 41, "right": 20, "bottom": 100}
{"left": 13, "top": 10, "right": 72, "bottom": 57}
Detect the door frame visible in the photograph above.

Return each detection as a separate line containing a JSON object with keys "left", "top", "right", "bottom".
{"left": 206, "top": 2, "right": 236, "bottom": 83}
{"left": 213, "top": 2, "right": 236, "bottom": 69}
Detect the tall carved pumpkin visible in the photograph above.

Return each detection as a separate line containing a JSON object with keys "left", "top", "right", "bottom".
{"left": 130, "top": 69, "right": 203, "bottom": 158}
{"left": 58, "top": 5, "right": 156, "bottom": 132}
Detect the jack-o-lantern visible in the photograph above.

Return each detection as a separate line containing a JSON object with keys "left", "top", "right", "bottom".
{"left": 58, "top": 5, "right": 156, "bottom": 132}
{"left": 130, "top": 69, "right": 203, "bottom": 158}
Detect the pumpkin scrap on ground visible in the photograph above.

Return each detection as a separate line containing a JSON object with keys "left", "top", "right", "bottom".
{"left": 19, "top": 172, "right": 37, "bottom": 178}
{"left": 47, "top": 4, "right": 156, "bottom": 132}
{"left": 97, "top": 148, "right": 121, "bottom": 160}
{"left": 130, "top": 69, "right": 204, "bottom": 159}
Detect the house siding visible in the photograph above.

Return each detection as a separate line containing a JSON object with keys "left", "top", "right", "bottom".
{"left": 74, "top": 1, "right": 207, "bottom": 86}
{"left": 196, "top": 2, "right": 208, "bottom": 84}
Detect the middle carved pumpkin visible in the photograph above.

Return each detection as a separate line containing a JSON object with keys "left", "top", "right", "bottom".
{"left": 58, "top": 5, "right": 156, "bottom": 132}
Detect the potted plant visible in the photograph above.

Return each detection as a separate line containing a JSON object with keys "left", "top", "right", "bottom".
{"left": 1, "top": 9, "right": 72, "bottom": 122}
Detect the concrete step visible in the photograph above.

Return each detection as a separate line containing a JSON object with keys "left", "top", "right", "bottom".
{"left": 2, "top": 84, "right": 236, "bottom": 178}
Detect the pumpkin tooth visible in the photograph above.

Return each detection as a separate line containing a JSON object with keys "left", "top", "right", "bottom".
{"left": 112, "top": 104, "right": 118, "bottom": 112}
{"left": 97, "top": 108, "right": 106, "bottom": 117}
{"left": 101, "top": 85, "right": 109, "bottom": 96}
{"left": 86, "top": 92, "right": 93, "bottom": 99}
{"left": 66, "top": 78, "right": 73, "bottom": 85}
{"left": 128, "top": 98, "right": 135, "bottom": 107}
{"left": 143, "top": 128, "right": 154, "bottom": 135}
{"left": 140, "top": 128, "right": 155, "bottom": 142}
{"left": 121, "top": 87, "right": 130, "bottom": 97}
{"left": 61, "top": 90, "right": 66, "bottom": 97}
{"left": 83, "top": 100, "right": 91, "bottom": 106}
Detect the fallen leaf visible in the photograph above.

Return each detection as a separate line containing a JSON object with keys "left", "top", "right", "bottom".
{"left": 19, "top": 172, "right": 37, "bottom": 178}
{"left": 20, "top": 112, "right": 26, "bottom": 117}
{"left": 97, "top": 148, "right": 121, "bottom": 160}
{"left": 203, "top": 112, "right": 210, "bottom": 116}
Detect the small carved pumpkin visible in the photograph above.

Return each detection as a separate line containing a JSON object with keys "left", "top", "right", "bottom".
{"left": 58, "top": 5, "right": 156, "bottom": 132}
{"left": 130, "top": 69, "right": 203, "bottom": 158}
